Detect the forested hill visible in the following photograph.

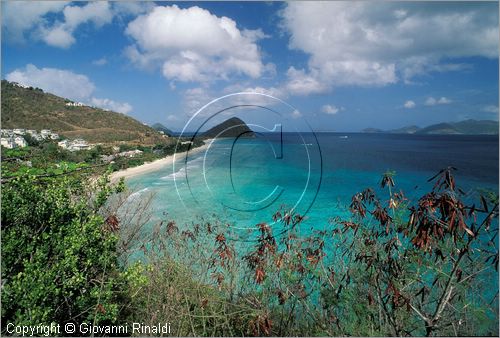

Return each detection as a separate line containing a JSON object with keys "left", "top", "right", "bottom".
{"left": 1, "top": 80, "right": 165, "bottom": 144}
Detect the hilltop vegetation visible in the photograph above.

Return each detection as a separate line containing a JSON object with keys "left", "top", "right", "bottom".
{"left": 1, "top": 80, "right": 168, "bottom": 145}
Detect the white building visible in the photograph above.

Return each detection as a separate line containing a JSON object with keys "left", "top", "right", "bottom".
{"left": 1, "top": 129, "right": 13, "bottom": 137}
{"left": 68, "top": 139, "right": 90, "bottom": 151}
{"left": 1, "top": 137, "right": 16, "bottom": 149}
{"left": 59, "top": 139, "right": 91, "bottom": 151}
{"left": 65, "top": 102, "right": 84, "bottom": 107}
{"left": 13, "top": 128, "right": 26, "bottom": 135}
{"left": 50, "top": 133, "right": 59, "bottom": 140}
{"left": 14, "top": 136, "right": 27, "bottom": 147}
{"left": 58, "top": 140, "right": 70, "bottom": 149}
{"left": 12, "top": 82, "right": 30, "bottom": 89}
{"left": 118, "top": 149, "right": 143, "bottom": 158}
{"left": 1, "top": 136, "right": 27, "bottom": 148}
{"left": 40, "top": 129, "right": 52, "bottom": 139}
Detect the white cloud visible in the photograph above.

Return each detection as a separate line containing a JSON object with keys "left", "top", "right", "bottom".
{"left": 1, "top": 1, "right": 68, "bottom": 43}
{"left": 321, "top": 104, "right": 340, "bottom": 115}
{"left": 285, "top": 67, "right": 329, "bottom": 95}
{"left": 183, "top": 87, "right": 212, "bottom": 113}
{"left": 6, "top": 64, "right": 132, "bottom": 114}
{"left": 425, "top": 96, "right": 452, "bottom": 106}
{"left": 92, "top": 57, "right": 108, "bottom": 66}
{"left": 40, "top": 2, "right": 113, "bottom": 48}
{"left": 124, "top": 5, "right": 271, "bottom": 83}
{"left": 3, "top": 1, "right": 142, "bottom": 48}
{"left": 90, "top": 97, "right": 132, "bottom": 114}
{"left": 280, "top": 2, "right": 498, "bottom": 93}
{"left": 40, "top": 24, "right": 75, "bottom": 48}
{"left": 482, "top": 105, "right": 499, "bottom": 113}
{"left": 6, "top": 64, "right": 95, "bottom": 100}
{"left": 404, "top": 100, "right": 416, "bottom": 109}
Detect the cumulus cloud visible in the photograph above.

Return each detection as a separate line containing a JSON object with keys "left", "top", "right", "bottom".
{"left": 425, "top": 96, "right": 452, "bottom": 106}
{"left": 404, "top": 100, "right": 416, "bottom": 109}
{"left": 321, "top": 104, "right": 340, "bottom": 115}
{"left": 6, "top": 64, "right": 95, "bottom": 100}
{"left": 6, "top": 64, "right": 132, "bottom": 114}
{"left": 280, "top": 2, "right": 498, "bottom": 94}
{"left": 39, "top": 1, "right": 113, "bottom": 48}
{"left": 183, "top": 87, "right": 212, "bottom": 113}
{"left": 1, "top": 1, "right": 68, "bottom": 43}
{"left": 92, "top": 57, "right": 108, "bottom": 66}
{"left": 2, "top": 1, "right": 149, "bottom": 48}
{"left": 90, "top": 97, "right": 132, "bottom": 114}
{"left": 124, "top": 5, "right": 271, "bottom": 83}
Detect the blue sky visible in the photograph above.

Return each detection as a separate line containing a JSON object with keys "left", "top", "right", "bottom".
{"left": 2, "top": 1, "right": 499, "bottom": 132}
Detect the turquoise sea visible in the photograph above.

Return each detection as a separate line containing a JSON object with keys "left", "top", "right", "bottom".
{"left": 124, "top": 132, "right": 498, "bottom": 241}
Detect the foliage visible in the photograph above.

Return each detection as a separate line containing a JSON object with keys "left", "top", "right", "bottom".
{"left": 1, "top": 172, "right": 127, "bottom": 331}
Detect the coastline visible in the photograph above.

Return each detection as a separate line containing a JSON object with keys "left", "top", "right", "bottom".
{"left": 110, "top": 139, "right": 212, "bottom": 182}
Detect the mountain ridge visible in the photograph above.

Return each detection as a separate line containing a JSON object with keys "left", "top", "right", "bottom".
{"left": 362, "top": 119, "right": 498, "bottom": 135}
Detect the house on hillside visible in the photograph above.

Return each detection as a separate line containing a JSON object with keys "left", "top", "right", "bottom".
{"left": 118, "top": 149, "right": 143, "bottom": 158}
{"left": 68, "top": 139, "right": 90, "bottom": 151}
{"left": 1, "top": 135, "right": 27, "bottom": 148}
{"left": 14, "top": 136, "right": 27, "bottom": 148}
{"left": 65, "top": 102, "right": 84, "bottom": 107}
{"left": 1, "top": 129, "right": 14, "bottom": 137}
{"left": 1, "top": 137, "right": 16, "bottom": 149}
{"left": 50, "top": 133, "right": 59, "bottom": 140}
{"left": 26, "top": 130, "right": 43, "bottom": 141}
{"left": 12, "top": 82, "right": 29, "bottom": 89}
{"left": 13, "top": 128, "right": 26, "bottom": 135}
{"left": 58, "top": 140, "right": 70, "bottom": 149}
{"left": 40, "top": 129, "right": 52, "bottom": 139}
{"left": 58, "top": 138, "right": 91, "bottom": 151}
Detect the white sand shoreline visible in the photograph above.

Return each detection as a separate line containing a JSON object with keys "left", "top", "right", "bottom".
{"left": 110, "top": 140, "right": 212, "bottom": 182}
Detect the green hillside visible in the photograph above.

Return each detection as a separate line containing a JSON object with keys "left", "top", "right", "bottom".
{"left": 1, "top": 80, "right": 169, "bottom": 145}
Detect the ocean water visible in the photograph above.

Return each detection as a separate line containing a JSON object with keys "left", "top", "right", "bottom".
{"left": 123, "top": 133, "right": 498, "bottom": 241}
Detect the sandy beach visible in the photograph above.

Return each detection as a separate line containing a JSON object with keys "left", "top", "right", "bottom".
{"left": 110, "top": 140, "right": 212, "bottom": 182}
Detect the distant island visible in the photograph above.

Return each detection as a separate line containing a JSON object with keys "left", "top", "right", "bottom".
{"left": 362, "top": 119, "right": 499, "bottom": 135}
{"left": 203, "top": 117, "right": 255, "bottom": 138}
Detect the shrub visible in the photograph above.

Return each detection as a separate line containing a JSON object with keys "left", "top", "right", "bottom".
{"left": 1, "top": 173, "right": 126, "bottom": 331}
